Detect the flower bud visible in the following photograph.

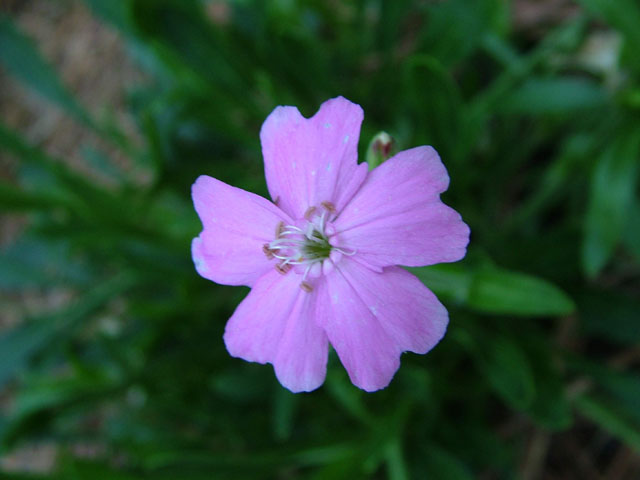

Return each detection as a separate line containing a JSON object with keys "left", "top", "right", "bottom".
{"left": 366, "top": 131, "right": 394, "bottom": 170}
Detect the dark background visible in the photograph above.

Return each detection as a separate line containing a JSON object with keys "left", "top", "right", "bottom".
{"left": 1, "top": 0, "right": 639, "bottom": 478}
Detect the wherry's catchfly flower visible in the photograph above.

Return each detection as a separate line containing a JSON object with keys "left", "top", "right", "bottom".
{"left": 192, "top": 97, "right": 470, "bottom": 392}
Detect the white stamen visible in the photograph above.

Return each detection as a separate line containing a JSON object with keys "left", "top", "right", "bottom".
{"left": 301, "top": 264, "right": 312, "bottom": 283}
{"left": 305, "top": 222, "right": 315, "bottom": 239}
{"left": 265, "top": 202, "right": 354, "bottom": 286}
{"left": 306, "top": 233, "right": 324, "bottom": 244}
{"left": 319, "top": 209, "right": 327, "bottom": 233}
{"left": 334, "top": 246, "right": 357, "bottom": 256}
{"left": 281, "top": 226, "right": 303, "bottom": 235}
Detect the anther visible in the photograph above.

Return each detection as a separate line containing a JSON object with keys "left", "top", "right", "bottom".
{"left": 300, "top": 281, "right": 313, "bottom": 293}
{"left": 304, "top": 206, "right": 317, "bottom": 220}
{"left": 274, "top": 195, "right": 280, "bottom": 206}
{"left": 275, "top": 221, "right": 285, "bottom": 237}
{"left": 321, "top": 201, "right": 336, "bottom": 214}
{"left": 275, "top": 262, "right": 292, "bottom": 275}
{"left": 262, "top": 244, "right": 274, "bottom": 259}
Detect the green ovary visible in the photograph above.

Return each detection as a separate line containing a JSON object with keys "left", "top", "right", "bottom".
{"left": 302, "top": 231, "right": 332, "bottom": 260}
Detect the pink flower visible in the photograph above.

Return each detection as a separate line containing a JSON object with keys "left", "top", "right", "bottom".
{"left": 192, "top": 97, "right": 470, "bottom": 392}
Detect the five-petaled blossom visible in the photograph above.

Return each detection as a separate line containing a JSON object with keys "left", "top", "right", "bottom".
{"left": 192, "top": 97, "right": 470, "bottom": 392}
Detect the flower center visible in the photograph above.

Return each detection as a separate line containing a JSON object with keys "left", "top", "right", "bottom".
{"left": 302, "top": 230, "right": 333, "bottom": 261}
{"left": 263, "top": 202, "right": 353, "bottom": 292}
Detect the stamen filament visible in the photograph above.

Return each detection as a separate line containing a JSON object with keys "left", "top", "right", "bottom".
{"left": 334, "top": 246, "right": 357, "bottom": 256}
{"left": 301, "top": 264, "right": 312, "bottom": 282}
{"left": 266, "top": 203, "right": 352, "bottom": 285}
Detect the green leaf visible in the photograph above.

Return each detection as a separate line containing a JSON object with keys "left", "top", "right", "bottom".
{"left": 0, "top": 236, "right": 91, "bottom": 290}
{"left": 56, "top": 459, "right": 149, "bottom": 480}
{"left": 573, "top": 360, "right": 640, "bottom": 425}
{"left": 465, "top": 17, "right": 586, "bottom": 151}
{"left": 582, "top": 129, "right": 640, "bottom": 277}
{"left": 527, "top": 369, "right": 572, "bottom": 430}
{"left": 0, "top": 123, "right": 162, "bottom": 234}
{"left": 409, "top": 263, "right": 472, "bottom": 306}
{"left": 468, "top": 268, "right": 575, "bottom": 316}
{"left": 0, "top": 123, "right": 92, "bottom": 216}
{"left": 474, "top": 335, "right": 536, "bottom": 410}
{"left": 0, "top": 14, "right": 92, "bottom": 125}
{"left": 129, "top": 0, "right": 257, "bottom": 113}
{"left": 417, "top": 0, "right": 488, "bottom": 67}
{"left": 578, "top": 290, "right": 640, "bottom": 344}
{"left": 142, "top": 442, "right": 354, "bottom": 473}
{"left": 81, "top": 146, "right": 127, "bottom": 183}
{"left": 384, "top": 439, "right": 409, "bottom": 480}
{"left": 624, "top": 199, "right": 640, "bottom": 261}
{"left": 577, "top": 0, "right": 640, "bottom": 53}
{"left": 0, "top": 122, "right": 50, "bottom": 163}
{"left": 82, "top": 0, "right": 135, "bottom": 34}
{"left": 209, "top": 366, "right": 271, "bottom": 402}
{"left": 411, "top": 263, "right": 575, "bottom": 316}
{"left": 507, "top": 134, "right": 593, "bottom": 230}
{"left": 272, "top": 387, "right": 297, "bottom": 441}
{"left": 0, "top": 274, "right": 135, "bottom": 389}
{"left": 416, "top": 445, "right": 474, "bottom": 480}
{"left": 0, "top": 180, "right": 70, "bottom": 211}
{"left": 403, "top": 55, "right": 463, "bottom": 161}
{"left": 0, "top": 317, "right": 58, "bottom": 390}
{"left": 524, "top": 341, "right": 573, "bottom": 430}
{"left": 575, "top": 395, "right": 640, "bottom": 451}
{"left": 499, "top": 77, "right": 607, "bottom": 115}
{"left": 11, "top": 369, "right": 120, "bottom": 421}
{"left": 325, "top": 367, "right": 374, "bottom": 426}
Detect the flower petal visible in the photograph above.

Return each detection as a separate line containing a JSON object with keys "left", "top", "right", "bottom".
{"left": 223, "top": 268, "right": 329, "bottom": 393}
{"left": 316, "top": 259, "right": 448, "bottom": 392}
{"left": 334, "top": 146, "right": 470, "bottom": 268}
{"left": 260, "top": 96, "right": 366, "bottom": 218}
{"left": 192, "top": 175, "right": 292, "bottom": 287}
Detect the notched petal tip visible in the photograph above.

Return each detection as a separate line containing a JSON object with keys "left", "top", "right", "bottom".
{"left": 334, "top": 145, "right": 469, "bottom": 269}
{"left": 259, "top": 105, "right": 304, "bottom": 139}
{"left": 405, "top": 145, "right": 451, "bottom": 193}
{"left": 260, "top": 96, "right": 366, "bottom": 219}
{"left": 317, "top": 261, "right": 449, "bottom": 392}
{"left": 315, "top": 96, "right": 364, "bottom": 124}
{"left": 448, "top": 219, "right": 471, "bottom": 263}
{"left": 223, "top": 269, "right": 329, "bottom": 392}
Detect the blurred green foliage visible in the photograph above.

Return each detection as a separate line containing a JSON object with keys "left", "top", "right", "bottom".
{"left": 1, "top": 0, "right": 639, "bottom": 478}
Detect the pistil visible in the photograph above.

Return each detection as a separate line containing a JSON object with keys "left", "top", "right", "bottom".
{"left": 264, "top": 202, "right": 355, "bottom": 292}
